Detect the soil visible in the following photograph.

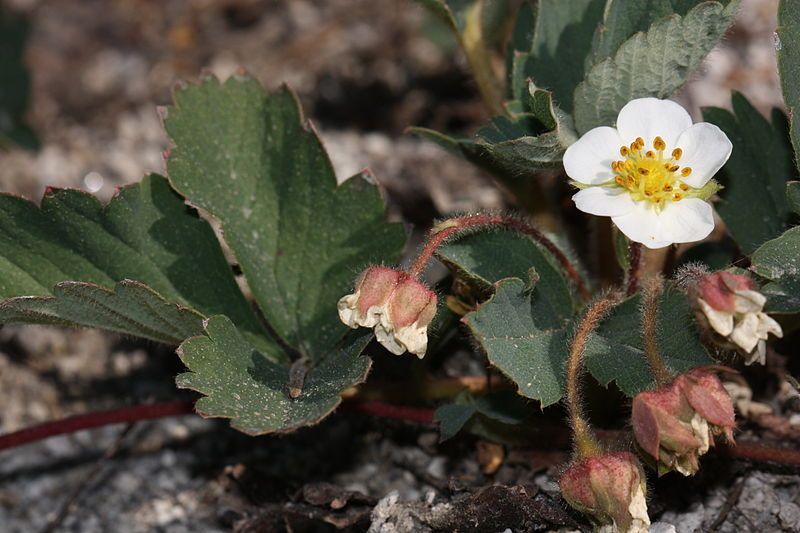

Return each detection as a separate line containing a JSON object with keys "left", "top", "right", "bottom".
{"left": 1, "top": 0, "right": 798, "bottom": 532}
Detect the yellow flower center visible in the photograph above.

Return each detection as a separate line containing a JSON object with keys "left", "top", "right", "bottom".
{"left": 611, "top": 136, "right": 693, "bottom": 207}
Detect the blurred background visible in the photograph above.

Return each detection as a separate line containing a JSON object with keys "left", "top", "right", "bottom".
{"left": 0, "top": 0, "right": 790, "bottom": 531}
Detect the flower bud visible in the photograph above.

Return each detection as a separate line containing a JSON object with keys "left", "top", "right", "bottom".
{"left": 559, "top": 451, "right": 650, "bottom": 532}
{"left": 693, "top": 271, "right": 782, "bottom": 365}
{"left": 632, "top": 368, "right": 735, "bottom": 476}
{"left": 338, "top": 266, "right": 437, "bottom": 357}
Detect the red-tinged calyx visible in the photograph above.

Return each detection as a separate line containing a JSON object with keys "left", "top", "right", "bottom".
{"left": 338, "top": 266, "right": 437, "bottom": 358}
{"left": 632, "top": 367, "right": 735, "bottom": 476}
{"left": 560, "top": 451, "right": 650, "bottom": 533}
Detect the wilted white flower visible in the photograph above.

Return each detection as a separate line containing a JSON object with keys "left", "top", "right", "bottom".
{"left": 564, "top": 98, "right": 732, "bottom": 249}
{"left": 338, "top": 266, "right": 437, "bottom": 358}
{"left": 695, "top": 272, "right": 783, "bottom": 365}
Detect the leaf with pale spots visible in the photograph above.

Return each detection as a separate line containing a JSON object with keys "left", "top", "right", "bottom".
{"left": 573, "top": 1, "right": 739, "bottom": 134}
{"left": 0, "top": 174, "right": 268, "bottom": 348}
{"left": 464, "top": 277, "right": 570, "bottom": 406}
{"left": 177, "top": 316, "right": 372, "bottom": 435}
{"left": 164, "top": 75, "right": 405, "bottom": 361}
{"left": 703, "top": 93, "right": 796, "bottom": 255}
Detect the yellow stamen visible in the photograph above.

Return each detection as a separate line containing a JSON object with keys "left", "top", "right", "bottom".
{"left": 679, "top": 183, "right": 689, "bottom": 191}
{"left": 646, "top": 150, "right": 655, "bottom": 158}
{"left": 672, "top": 148, "right": 682, "bottom": 160}
{"left": 669, "top": 165, "right": 680, "bottom": 172}
{"left": 620, "top": 146, "right": 629, "bottom": 156}
{"left": 681, "top": 167, "right": 692, "bottom": 177}
{"left": 673, "top": 193, "right": 683, "bottom": 201}
{"left": 654, "top": 136, "right": 666, "bottom": 150}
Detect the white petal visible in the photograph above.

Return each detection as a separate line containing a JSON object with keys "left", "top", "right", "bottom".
{"left": 374, "top": 323, "right": 406, "bottom": 355}
{"left": 657, "top": 199, "right": 715, "bottom": 244}
{"left": 611, "top": 202, "right": 674, "bottom": 249}
{"left": 337, "top": 293, "right": 363, "bottom": 328}
{"left": 732, "top": 289, "right": 766, "bottom": 314}
{"left": 730, "top": 313, "right": 761, "bottom": 353}
{"left": 744, "top": 340, "right": 767, "bottom": 366}
{"left": 756, "top": 312, "right": 783, "bottom": 338}
{"left": 563, "top": 126, "right": 623, "bottom": 185}
{"left": 572, "top": 187, "right": 636, "bottom": 217}
{"left": 394, "top": 323, "right": 429, "bottom": 359}
{"left": 699, "top": 298, "right": 734, "bottom": 336}
{"left": 674, "top": 123, "right": 732, "bottom": 187}
{"left": 616, "top": 98, "right": 693, "bottom": 148}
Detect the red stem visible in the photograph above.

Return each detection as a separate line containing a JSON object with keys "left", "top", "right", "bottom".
{"left": 0, "top": 400, "right": 194, "bottom": 452}
{"left": 408, "top": 214, "right": 589, "bottom": 300}
{"left": 2, "top": 400, "right": 799, "bottom": 469}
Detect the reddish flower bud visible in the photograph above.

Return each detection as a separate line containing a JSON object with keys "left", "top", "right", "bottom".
{"left": 338, "top": 266, "right": 437, "bottom": 357}
{"left": 560, "top": 451, "right": 650, "bottom": 532}
{"left": 632, "top": 368, "right": 735, "bottom": 476}
{"left": 693, "top": 271, "right": 782, "bottom": 365}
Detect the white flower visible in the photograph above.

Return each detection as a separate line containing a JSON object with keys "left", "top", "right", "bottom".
{"left": 338, "top": 266, "right": 437, "bottom": 358}
{"left": 564, "top": 98, "right": 732, "bottom": 249}
{"left": 695, "top": 272, "right": 783, "bottom": 365}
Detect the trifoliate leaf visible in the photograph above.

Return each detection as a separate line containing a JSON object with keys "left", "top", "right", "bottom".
{"left": 176, "top": 316, "right": 372, "bottom": 435}
{"left": 0, "top": 174, "right": 268, "bottom": 348}
{"left": 164, "top": 76, "right": 405, "bottom": 361}
{"left": 435, "top": 390, "right": 532, "bottom": 441}
{"left": 703, "top": 93, "right": 796, "bottom": 254}
{"left": 573, "top": 1, "right": 739, "bottom": 134}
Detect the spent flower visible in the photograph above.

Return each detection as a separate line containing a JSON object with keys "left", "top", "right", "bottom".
{"left": 632, "top": 368, "right": 735, "bottom": 476}
{"left": 564, "top": 98, "right": 732, "bottom": 249}
{"left": 559, "top": 451, "right": 650, "bottom": 533}
{"left": 338, "top": 266, "right": 437, "bottom": 357}
{"left": 693, "top": 271, "right": 783, "bottom": 365}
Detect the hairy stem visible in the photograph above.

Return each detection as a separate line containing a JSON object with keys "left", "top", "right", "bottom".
{"left": 626, "top": 241, "right": 643, "bottom": 296}
{"left": 641, "top": 277, "right": 674, "bottom": 386}
{"left": 407, "top": 213, "right": 590, "bottom": 300}
{"left": 565, "top": 292, "right": 622, "bottom": 459}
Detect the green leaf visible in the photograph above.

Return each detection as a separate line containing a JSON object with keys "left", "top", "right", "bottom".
{"left": 702, "top": 93, "right": 795, "bottom": 254}
{"left": 465, "top": 278, "right": 711, "bottom": 403}
{"left": 464, "top": 277, "right": 569, "bottom": 406}
{"left": 777, "top": 0, "right": 800, "bottom": 174}
{"left": 751, "top": 226, "right": 800, "bottom": 313}
{"left": 584, "top": 287, "right": 712, "bottom": 396}
{"left": 0, "top": 174, "right": 267, "bottom": 347}
{"left": 518, "top": 0, "right": 606, "bottom": 111}
{"left": 164, "top": 76, "right": 405, "bottom": 360}
{"left": 587, "top": 0, "right": 715, "bottom": 66}
{"left": 176, "top": 315, "right": 372, "bottom": 435}
{"left": 0, "top": 6, "right": 37, "bottom": 150}
{"left": 0, "top": 280, "right": 204, "bottom": 345}
{"left": 411, "top": 84, "right": 576, "bottom": 178}
{"left": 436, "top": 229, "right": 574, "bottom": 319}
{"left": 435, "top": 390, "right": 531, "bottom": 441}
{"left": 788, "top": 182, "right": 800, "bottom": 215}
{"left": 573, "top": 1, "right": 739, "bottom": 134}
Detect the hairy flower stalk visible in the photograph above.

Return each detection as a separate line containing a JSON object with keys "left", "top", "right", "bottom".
{"left": 564, "top": 98, "right": 732, "bottom": 249}
{"left": 560, "top": 292, "right": 650, "bottom": 533}
{"left": 338, "top": 213, "right": 588, "bottom": 357}
{"left": 632, "top": 278, "right": 736, "bottom": 476}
